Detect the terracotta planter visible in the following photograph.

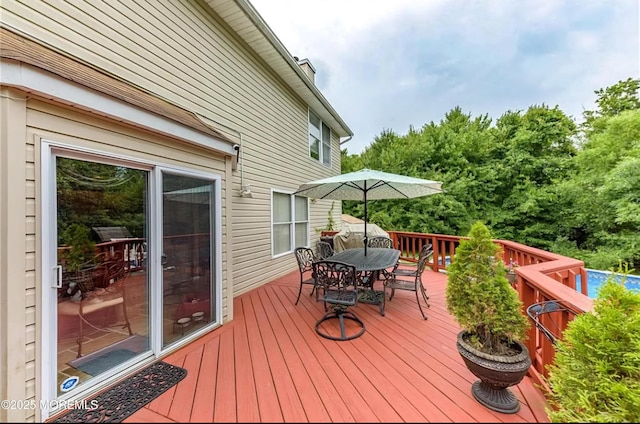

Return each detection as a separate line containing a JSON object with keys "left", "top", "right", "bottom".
{"left": 456, "top": 331, "right": 531, "bottom": 414}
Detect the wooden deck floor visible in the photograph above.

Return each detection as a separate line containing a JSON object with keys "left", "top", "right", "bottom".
{"left": 125, "top": 268, "right": 550, "bottom": 423}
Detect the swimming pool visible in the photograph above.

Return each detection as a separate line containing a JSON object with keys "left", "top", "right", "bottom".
{"left": 578, "top": 270, "right": 640, "bottom": 299}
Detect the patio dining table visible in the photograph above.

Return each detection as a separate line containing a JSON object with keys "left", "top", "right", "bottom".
{"left": 328, "top": 247, "right": 400, "bottom": 316}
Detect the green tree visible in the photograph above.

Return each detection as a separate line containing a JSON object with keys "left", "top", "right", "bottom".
{"left": 554, "top": 110, "right": 640, "bottom": 270}
{"left": 582, "top": 77, "right": 640, "bottom": 135}
{"left": 340, "top": 78, "right": 640, "bottom": 273}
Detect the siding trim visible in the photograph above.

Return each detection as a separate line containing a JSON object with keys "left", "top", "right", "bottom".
{"left": 0, "top": 87, "right": 28, "bottom": 423}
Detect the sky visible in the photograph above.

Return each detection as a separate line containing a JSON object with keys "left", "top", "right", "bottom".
{"left": 250, "top": 0, "right": 640, "bottom": 154}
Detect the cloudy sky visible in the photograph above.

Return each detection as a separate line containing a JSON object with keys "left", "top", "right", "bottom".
{"left": 250, "top": 0, "right": 639, "bottom": 154}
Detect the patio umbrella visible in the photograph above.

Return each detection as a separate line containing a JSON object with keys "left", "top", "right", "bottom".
{"left": 294, "top": 168, "right": 444, "bottom": 255}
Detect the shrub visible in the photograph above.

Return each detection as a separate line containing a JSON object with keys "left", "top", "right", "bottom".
{"left": 61, "top": 224, "right": 96, "bottom": 272}
{"left": 546, "top": 269, "right": 640, "bottom": 422}
{"left": 446, "top": 221, "right": 529, "bottom": 355}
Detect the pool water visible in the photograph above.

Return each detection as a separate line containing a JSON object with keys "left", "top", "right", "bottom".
{"left": 578, "top": 270, "right": 640, "bottom": 299}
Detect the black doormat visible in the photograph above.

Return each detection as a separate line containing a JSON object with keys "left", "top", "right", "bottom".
{"left": 52, "top": 361, "right": 187, "bottom": 423}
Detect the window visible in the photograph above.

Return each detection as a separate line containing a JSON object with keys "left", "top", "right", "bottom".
{"left": 309, "top": 110, "right": 331, "bottom": 166}
{"left": 272, "top": 191, "right": 309, "bottom": 255}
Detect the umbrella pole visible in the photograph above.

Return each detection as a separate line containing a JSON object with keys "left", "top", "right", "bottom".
{"left": 364, "top": 182, "right": 368, "bottom": 256}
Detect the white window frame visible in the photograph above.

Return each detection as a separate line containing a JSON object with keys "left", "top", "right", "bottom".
{"left": 271, "top": 190, "right": 310, "bottom": 257}
{"left": 308, "top": 110, "right": 331, "bottom": 166}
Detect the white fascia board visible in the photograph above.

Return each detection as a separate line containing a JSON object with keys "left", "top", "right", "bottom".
{"left": 0, "top": 59, "right": 237, "bottom": 156}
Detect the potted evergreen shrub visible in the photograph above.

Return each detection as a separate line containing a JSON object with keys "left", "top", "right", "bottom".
{"left": 446, "top": 221, "right": 531, "bottom": 414}
{"left": 545, "top": 271, "right": 640, "bottom": 422}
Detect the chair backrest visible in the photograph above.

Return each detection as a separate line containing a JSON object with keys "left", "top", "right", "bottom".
{"left": 418, "top": 243, "right": 433, "bottom": 261}
{"left": 316, "top": 241, "right": 335, "bottom": 260}
{"left": 526, "top": 300, "right": 580, "bottom": 345}
{"left": 416, "top": 246, "right": 433, "bottom": 275}
{"left": 312, "top": 260, "right": 357, "bottom": 293}
{"left": 295, "top": 247, "right": 315, "bottom": 274}
{"left": 367, "top": 236, "right": 394, "bottom": 249}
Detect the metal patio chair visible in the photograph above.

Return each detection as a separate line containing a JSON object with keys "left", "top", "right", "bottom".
{"left": 367, "top": 236, "right": 394, "bottom": 249}
{"left": 383, "top": 243, "right": 433, "bottom": 320}
{"left": 58, "top": 259, "right": 133, "bottom": 357}
{"left": 313, "top": 260, "right": 365, "bottom": 341}
{"left": 316, "top": 240, "right": 335, "bottom": 260}
{"left": 526, "top": 300, "right": 580, "bottom": 345}
{"left": 366, "top": 236, "right": 396, "bottom": 284}
{"left": 294, "top": 247, "right": 319, "bottom": 305}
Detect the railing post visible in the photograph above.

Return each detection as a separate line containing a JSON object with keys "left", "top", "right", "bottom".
{"left": 432, "top": 236, "right": 440, "bottom": 272}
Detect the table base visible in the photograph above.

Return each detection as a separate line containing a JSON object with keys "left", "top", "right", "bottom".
{"left": 357, "top": 289, "right": 385, "bottom": 316}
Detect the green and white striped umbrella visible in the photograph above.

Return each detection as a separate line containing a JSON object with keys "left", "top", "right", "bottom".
{"left": 294, "top": 169, "right": 444, "bottom": 254}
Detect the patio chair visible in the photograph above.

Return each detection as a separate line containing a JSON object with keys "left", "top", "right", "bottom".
{"left": 383, "top": 243, "right": 433, "bottom": 320}
{"left": 366, "top": 236, "right": 396, "bottom": 284}
{"left": 313, "top": 260, "right": 365, "bottom": 341}
{"left": 58, "top": 260, "right": 133, "bottom": 357}
{"left": 316, "top": 240, "right": 335, "bottom": 260}
{"left": 526, "top": 300, "right": 580, "bottom": 345}
{"left": 367, "top": 236, "right": 394, "bottom": 249}
{"left": 294, "top": 247, "right": 320, "bottom": 305}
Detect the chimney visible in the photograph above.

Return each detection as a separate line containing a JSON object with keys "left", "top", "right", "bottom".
{"left": 297, "top": 58, "right": 316, "bottom": 84}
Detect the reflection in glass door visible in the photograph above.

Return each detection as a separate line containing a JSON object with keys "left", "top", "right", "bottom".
{"left": 162, "top": 173, "right": 214, "bottom": 347}
{"left": 55, "top": 157, "right": 150, "bottom": 396}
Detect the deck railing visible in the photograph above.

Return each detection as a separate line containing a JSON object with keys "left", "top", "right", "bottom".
{"left": 386, "top": 230, "right": 594, "bottom": 392}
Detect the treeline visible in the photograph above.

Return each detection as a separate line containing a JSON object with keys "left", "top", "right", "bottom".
{"left": 341, "top": 78, "right": 640, "bottom": 271}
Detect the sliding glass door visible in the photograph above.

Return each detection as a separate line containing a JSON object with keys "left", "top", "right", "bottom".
{"left": 161, "top": 173, "right": 214, "bottom": 347}
{"left": 44, "top": 145, "right": 220, "bottom": 404}
{"left": 54, "top": 156, "right": 150, "bottom": 396}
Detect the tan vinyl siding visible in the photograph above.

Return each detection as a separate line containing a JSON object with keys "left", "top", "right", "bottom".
{"left": 1, "top": 0, "right": 343, "bottom": 294}
{"left": 0, "top": 87, "right": 29, "bottom": 422}
{"left": 26, "top": 98, "right": 230, "bottom": 306}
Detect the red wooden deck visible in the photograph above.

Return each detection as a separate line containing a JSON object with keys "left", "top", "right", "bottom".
{"left": 125, "top": 268, "right": 550, "bottom": 423}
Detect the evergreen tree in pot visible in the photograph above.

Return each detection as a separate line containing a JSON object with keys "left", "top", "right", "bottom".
{"left": 446, "top": 221, "right": 531, "bottom": 414}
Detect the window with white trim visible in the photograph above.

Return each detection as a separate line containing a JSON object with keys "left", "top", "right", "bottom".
{"left": 272, "top": 191, "right": 309, "bottom": 255}
{"left": 309, "top": 110, "right": 331, "bottom": 166}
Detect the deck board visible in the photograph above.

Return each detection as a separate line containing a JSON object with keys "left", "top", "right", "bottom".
{"left": 169, "top": 345, "right": 202, "bottom": 423}
{"left": 213, "top": 330, "right": 237, "bottom": 422}
{"left": 233, "top": 300, "right": 262, "bottom": 423}
{"left": 189, "top": 337, "right": 219, "bottom": 422}
{"left": 241, "top": 294, "right": 284, "bottom": 422}
{"left": 126, "top": 268, "right": 550, "bottom": 423}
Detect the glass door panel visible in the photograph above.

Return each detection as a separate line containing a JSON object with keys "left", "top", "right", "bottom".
{"left": 162, "top": 173, "right": 214, "bottom": 347}
{"left": 55, "top": 157, "right": 150, "bottom": 396}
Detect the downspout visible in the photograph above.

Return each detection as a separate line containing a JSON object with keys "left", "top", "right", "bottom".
{"left": 239, "top": 134, "right": 252, "bottom": 197}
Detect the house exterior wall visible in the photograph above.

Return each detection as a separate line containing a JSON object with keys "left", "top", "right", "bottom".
{"left": 1, "top": 0, "right": 350, "bottom": 420}
{"left": 0, "top": 90, "right": 232, "bottom": 422}
{"left": 1, "top": 0, "right": 344, "bottom": 293}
